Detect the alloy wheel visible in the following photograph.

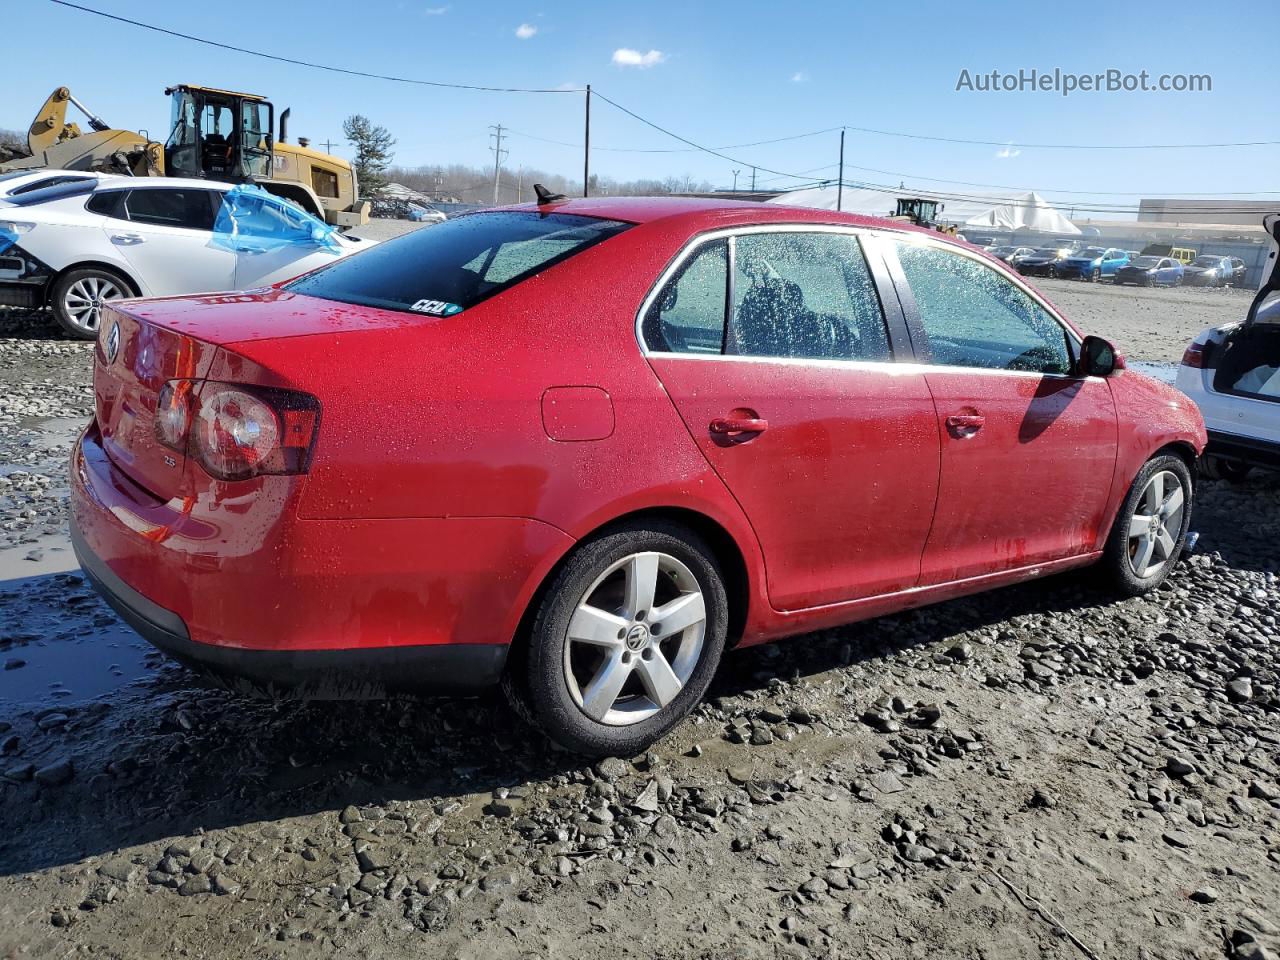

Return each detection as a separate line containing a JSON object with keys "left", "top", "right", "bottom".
{"left": 63, "top": 275, "right": 125, "bottom": 334}
{"left": 1127, "top": 470, "right": 1185, "bottom": 579}
{"left": 562, "top": 551, "right": 706, "bottom": 726}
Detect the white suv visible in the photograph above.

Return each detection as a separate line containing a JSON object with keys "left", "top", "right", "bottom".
{"left": 0, "top": 176, "right": 372, "bottom": 338}
{"left": 1175, "top": 215, "right": 1279, "bottom": 480}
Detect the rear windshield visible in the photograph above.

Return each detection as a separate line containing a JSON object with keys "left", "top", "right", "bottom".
{"left": 4, "top": 179, "right": 98, "bottom": 207}
{"left": 1131, "top": 256, "right": 1162, "bottom": 268}
{"left": 287, "top": 211, "right": 632, "bottom": 315}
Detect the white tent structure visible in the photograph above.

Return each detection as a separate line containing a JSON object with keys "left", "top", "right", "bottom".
{"left": 767, "top": 185, "right": 1005, "bottom": 225}
{"left": 962, "top": 191, "right": 1080, "bottom": 235}
{"left": 769, "top": 186, "right": 1082, "bottom": 236}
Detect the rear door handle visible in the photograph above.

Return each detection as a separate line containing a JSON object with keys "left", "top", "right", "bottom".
{"left": 945, "top": 414, "right": 985, "bottom": 436}
{"left": 111, "top": 233, "right": 145, "bottom": 245}
{"left": 709, "top": 416, "right": 768, "bottom": 435}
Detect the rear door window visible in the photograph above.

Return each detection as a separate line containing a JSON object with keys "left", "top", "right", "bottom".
{"left": 85, "top": 190, "right": 128, "bottom": 220}
{"left": 894, "top": 241, "right": 1072, "bottom": 375}
{"left": 642, "top": 239, "right": 728, "bottom": 354}
{"left": 124, "top": 189, "right": 218, "bottom": 231}
{"left": 287, "top": 211, "right": 631, "bottom": 315}
{"left": 730, "top": 232, "right": 890, "bottom": 362}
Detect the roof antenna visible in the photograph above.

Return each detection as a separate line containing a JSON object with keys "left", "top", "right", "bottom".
{"left": 534, "top": 183, "right": 566, "bottom": 204}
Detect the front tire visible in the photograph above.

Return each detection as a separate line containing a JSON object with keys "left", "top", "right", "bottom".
{"left": 49, "top": 267, "right": 133, "bottom": 339}
{"left": 1099, "top": 454, "right": 1193, "bottom": 596}
{"left": 1091, "top": 267, "right": 1101, "bottom": 282}
{"left": 505, "top": 521, "right": 729, "bottom": 756}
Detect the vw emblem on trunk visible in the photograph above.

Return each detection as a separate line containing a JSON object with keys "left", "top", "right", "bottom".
{"left": 105, "top": 322, "right": 120, "bottom": 364}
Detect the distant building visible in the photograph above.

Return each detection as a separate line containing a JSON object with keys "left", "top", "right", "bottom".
{"left": 1138, "top": 198, "right": 1279, "bottom": 226}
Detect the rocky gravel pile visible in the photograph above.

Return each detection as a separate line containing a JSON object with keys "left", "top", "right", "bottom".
{"left": 0, "top": 302, "right": 1277, "bottom": 959}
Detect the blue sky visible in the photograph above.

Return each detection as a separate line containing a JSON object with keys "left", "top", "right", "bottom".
{"left": 5, "top": 0, "right": 1277, "bottom": 209}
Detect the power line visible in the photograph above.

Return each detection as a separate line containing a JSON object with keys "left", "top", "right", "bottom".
{"left": 45, "top": 0, "right": 582, "bottom": 94}
{"left": 42, "top": 2, "right": 1280, "bottom": 151}
{"left": 505, "top": 126, "right": 841, "bottom": 154}
{"left": 838, "top": 123, "right": 1280, "bottom": 151}
{"left": 589, "top": 91, "right": 819, "bottom": 182}
{"left": 834, "top": 159, "right": 1280, "bottom": 198}
{"left": 825, "top": 178, "right": 1278, "bottom": 216}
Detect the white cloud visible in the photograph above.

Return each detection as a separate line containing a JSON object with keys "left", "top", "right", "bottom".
{"left": 790, "top": 71, "right": 808, "bottom": 83}
{"left": 424, "top": 5, "right": 448, "bottom": 13}
{"left": 995, "top": 142, "right": 1022, "bottom": 159}
{"left": 612, "top": 48, "right": 666, "bottom": 69}
{"left": 515, "top": 23, "right": 537, "bottom": 39}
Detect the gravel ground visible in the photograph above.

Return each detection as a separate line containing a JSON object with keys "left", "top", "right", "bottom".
{"left": 0, "top": 276, "right": 1276, "bottom": 960}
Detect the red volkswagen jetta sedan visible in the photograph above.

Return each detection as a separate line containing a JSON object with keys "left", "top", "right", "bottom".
{"left": 70, "top": 196, "right": 1205, "bottom": 755}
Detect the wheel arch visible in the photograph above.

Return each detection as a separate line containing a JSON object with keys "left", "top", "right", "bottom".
{"left": 506, "top": 505, "right": 753, "bottom": 662}
{"left": 1150, "top": 440, "right": 1199, "bottom": 474}
{"left": 47, "top": 260, "right": 144, "bottom": 305}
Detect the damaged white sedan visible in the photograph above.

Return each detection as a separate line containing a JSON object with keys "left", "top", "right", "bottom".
{"left": 0, "top": 177, "right": 372, "bottom": 338}
{"left": 1177, "top": 214, "right": 1280, "bottom": 479}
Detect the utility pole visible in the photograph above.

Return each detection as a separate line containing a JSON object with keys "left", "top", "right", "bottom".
{"left": 731, "top": 169, "right": 740, "bottom": 192}
{"left": 583, "top": 85, "right": 591, "bottom": 197}
{"left": 750, "top": 167, "right": 756, "bottom": 192}
{"left": 517, "top": 166, "right": 524, "bottom": 203}
{"left": 489, "top": 124, "right": 508, "bottom": 205}
{"left": 837, "top": 128, "right": 845, "bottom": 212}
{"left": 321, "top": 139, "right": 337, "bottom": 154}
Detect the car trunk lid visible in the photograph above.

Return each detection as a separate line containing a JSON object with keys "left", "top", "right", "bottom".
{"left": 93, "top": 303, "right": 222, "bottom": 499}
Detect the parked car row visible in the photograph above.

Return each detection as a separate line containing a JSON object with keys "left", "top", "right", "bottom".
{"left": 962, "top": 234, "right": 1250, "bottom": 289}
{"left": 0, "top": 169, "right": 375, "bottom": 338}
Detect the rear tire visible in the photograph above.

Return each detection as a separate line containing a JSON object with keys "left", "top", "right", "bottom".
{"left": 49, "top": 266, "right": 133, "bottom": 340}
{"left": 504, "top": 521, "right": 729, "bottom": 756}
{"left": 1099, "top": 454, "right": 1193, "bottom": 597}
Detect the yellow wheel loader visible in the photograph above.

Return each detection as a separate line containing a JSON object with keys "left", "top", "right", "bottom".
{"left": 1, "top": 85, "right": 369, "bottom": 228}
{"left": 887, "top": 197, "right": 958, "bottom": 235}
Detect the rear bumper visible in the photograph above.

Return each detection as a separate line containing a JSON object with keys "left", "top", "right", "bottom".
{"left": 1206, "top": 429, "right": 1280, "bottom": 471}
{"left": 72, "top": 519, "right": 508, "bottom": 697}
{"left": 69, "top": 421, "right": 573, "bottom": 697}
{"left": 0, "top": 244, "right": 53, "bottom": 307}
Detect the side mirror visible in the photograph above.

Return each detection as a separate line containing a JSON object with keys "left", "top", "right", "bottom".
{"left": 1080, "top": 335, "right": 1124, "bottom": 377}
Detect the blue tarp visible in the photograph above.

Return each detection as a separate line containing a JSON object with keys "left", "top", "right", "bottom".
{"left": 210, "top": 184, "right": 341, "bottom": 254}
{"left": 0, "top": 225, "right": 18, "bottom": 255}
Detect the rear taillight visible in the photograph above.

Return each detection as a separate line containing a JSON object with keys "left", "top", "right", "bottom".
{"left": 156, "top": 380, "right": 319, "bottom": 481}
{"left": 1181, "top": 342, "right": 1207, "bottom": 368}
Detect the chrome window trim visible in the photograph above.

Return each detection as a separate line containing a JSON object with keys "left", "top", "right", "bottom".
{"left": 642, "top": 350, "right": 1104, "bottom": 382}
{"left": 636, "top": 222, "right": 1086, "bottom": 383}
{"left": 635, "top": 222, "right": 900, "bottom": 361}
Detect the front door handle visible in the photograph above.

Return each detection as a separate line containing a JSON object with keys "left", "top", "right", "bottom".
{"left": 945, "top": 414, "right": 985, "bottom": 437}
{"left": 709, "top": 416, "right": 769, "bottom": 436}
{"left": 111, "top": 233, "right": 145, "bottom": 245}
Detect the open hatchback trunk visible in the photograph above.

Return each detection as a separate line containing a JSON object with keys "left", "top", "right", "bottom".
{"left": 1212, "top": 214, "right": 1280, "bottom": 402}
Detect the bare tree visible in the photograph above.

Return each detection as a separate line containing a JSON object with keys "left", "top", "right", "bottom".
{"left": 385, "top": 162, "right": 713, "bottom": 205}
